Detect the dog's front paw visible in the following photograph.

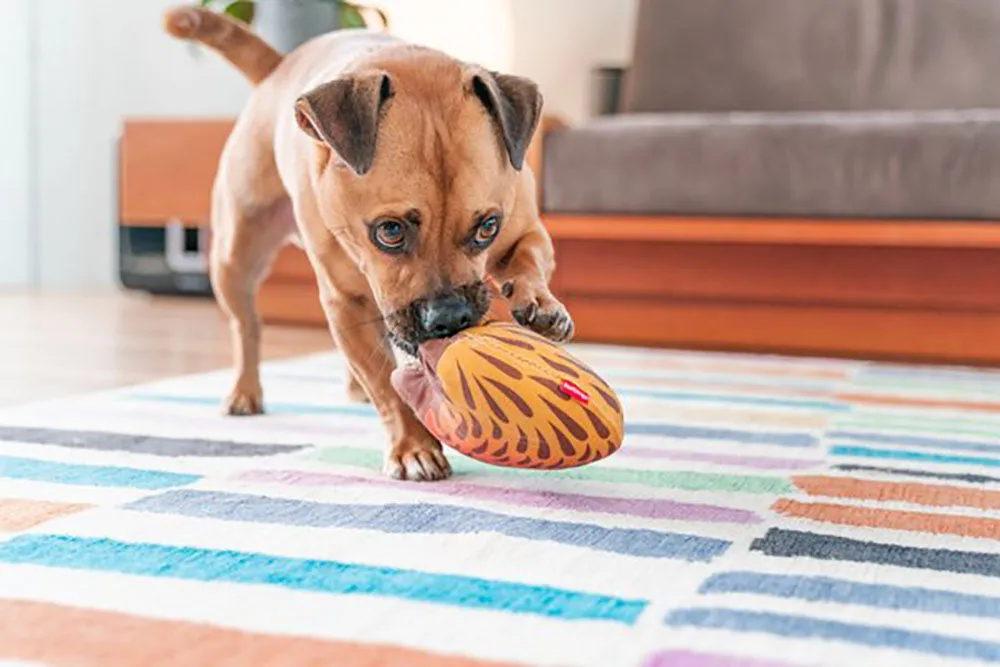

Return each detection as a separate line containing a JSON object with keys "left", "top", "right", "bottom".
{"left": 224, "top": 383, "right": 264, "bottom": 416}
{"left": 502, "top": 279, "right": 575, "bottom": 343}
{"left": 384, "top": 434, "right": 452, "bottom": 481}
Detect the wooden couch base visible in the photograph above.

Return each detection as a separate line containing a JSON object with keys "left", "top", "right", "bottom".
{"left": 259, "top": 216, "right": 1000, "bottom": 366}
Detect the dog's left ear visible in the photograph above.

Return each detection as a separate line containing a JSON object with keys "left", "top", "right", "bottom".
{"left": 295, "top": 71, "right": 393, "bottom": 176}
{"left": 470, "top": 70, "right": 543, "bottom": 171}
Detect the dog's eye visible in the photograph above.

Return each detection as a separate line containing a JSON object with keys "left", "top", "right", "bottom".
{"left": 470, "top": 214, "right": 501, "bottom": 250}
{"left": 371, "top": 219, "right": 408, "bottom": 253}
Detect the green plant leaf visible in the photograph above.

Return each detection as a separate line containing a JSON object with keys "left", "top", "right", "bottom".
{"left": 224, "top": 0, "right": 255, "bottom": 24}
{"left": 340, "top": 3, "right": 368, "bottom": 28}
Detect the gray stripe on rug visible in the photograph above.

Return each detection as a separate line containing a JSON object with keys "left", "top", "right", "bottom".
{"left": 0, "top": 426, "right": 307, "bottom": 457}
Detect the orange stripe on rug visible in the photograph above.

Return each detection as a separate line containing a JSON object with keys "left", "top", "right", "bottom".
{"left": 0, "top": 598, "right": 513, "bottom": 667}
{"left": 836, "top": 393, "right": 1000, "bottom": 414}
{"left": 0, "top": 499, "right": 91, "bottom": 531}
{"left": 792, "top": 476, "right": 1000, "bottom": 511}
{"left": 773, "top": 499, "right": 1000, "bottom": 541}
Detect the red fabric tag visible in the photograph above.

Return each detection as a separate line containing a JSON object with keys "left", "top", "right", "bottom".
{"left": 559, "top": 379, "right": 590, "bottom": 404}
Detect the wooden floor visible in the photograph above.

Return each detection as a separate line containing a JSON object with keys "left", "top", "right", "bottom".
{"left": 0, "top": 291, "right": 332, "bottom": 408}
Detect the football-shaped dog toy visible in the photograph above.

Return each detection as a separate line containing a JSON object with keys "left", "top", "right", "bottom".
{"left": 391, "top": 292, "right": 624, "bottom": 469}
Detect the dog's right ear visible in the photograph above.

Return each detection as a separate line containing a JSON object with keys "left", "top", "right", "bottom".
{"left": 294, "top": 71, "right": 393, "bottom": 176}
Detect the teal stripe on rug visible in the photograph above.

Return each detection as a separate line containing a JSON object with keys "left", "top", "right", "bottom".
{"left": 314, "top": 446, "right": 795, "bottom": 495}
{"left": 830, "top": 431, "right": 1000, "bottom": 455}
{"left": 0, "top": 455, "right": 199, "bottom": 489}
{"left": 830, "top": 445, "right": 1000, "bottom": 469}
{"left": 0, "top": 534, "right": 647, "bottom": 624}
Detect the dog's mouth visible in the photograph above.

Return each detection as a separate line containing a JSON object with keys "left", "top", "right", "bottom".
{"left": 385, "top": 281, "right": 491, "bottom": 356}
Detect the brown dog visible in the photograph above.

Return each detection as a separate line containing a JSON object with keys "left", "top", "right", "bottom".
{"left": 163, "top": 8, "right": 572, "bottom": 480}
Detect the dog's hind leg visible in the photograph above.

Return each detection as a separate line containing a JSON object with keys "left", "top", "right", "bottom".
{"left": 210, "top": 152, "right": 294, "bottom": 415}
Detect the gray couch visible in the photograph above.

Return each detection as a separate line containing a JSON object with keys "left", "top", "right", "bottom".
{"left": 544, "top": 0, "right": 1000, "bottom": 219}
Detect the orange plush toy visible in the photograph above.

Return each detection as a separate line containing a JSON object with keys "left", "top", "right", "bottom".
{"left": 391, "top": 282, "right": 624, "bottom": 469}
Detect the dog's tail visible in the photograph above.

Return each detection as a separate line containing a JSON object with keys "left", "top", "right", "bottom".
{"left": 163, "top": 6, "right": 282, "bottom": 85}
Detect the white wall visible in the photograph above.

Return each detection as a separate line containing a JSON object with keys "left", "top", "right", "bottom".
{"left": 379, "top": 0, "right": 638, "bottom": 124}
{"left": 378, "top": 0, "right": 513, "bottom": 72}
{"left": 20, "top": 0, "right": 636, "bottom": 288}
{"left": 34, "top": 0, "right": 251, "bottom": 288}
{"left": 0, "top": 0, "right": 33, "bottom": 286}
{"left": 508, "top": 0, "right": 638, "bottom": 125}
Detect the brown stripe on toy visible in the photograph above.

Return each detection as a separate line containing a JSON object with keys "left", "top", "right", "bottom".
{"left": 540, "top": 356, "right": 581, "bottom": 379}
{"left": 485, "top": 378, "right": 534, "bottom": 418}
{"left": 475, "top": 378, "right": 509, "bottom": 423}
{"left": 541, "top": 398, "right": 589, "bottom": 440}
{"left": 595, "top": 385, "right": 621, "bottom": 413}
{"left": 531, "top": 376, "right": 572, "bottom": 401}
{"left": 473, "top": 350, "right": 523, "bottom": 380}
{"left": 482, "top": 334, "right": 536, "bottom": 351}
{"left": 553, "top": 427, "right": 576, "bottom": 457}
{"left": 457, "top": 362, "right": 477, "bottom": 411}
{"left": 536, "top": 429, "right": 551, "bottom": 459}
{"left": 585, "top": 409, "right": 611, "bottom": 439}
{"left": 516, "top": 426, "right": 529, "bottom": 454}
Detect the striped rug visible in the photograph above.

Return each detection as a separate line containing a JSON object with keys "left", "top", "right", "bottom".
{"left": 1, "top": 345, "right": 999, "bottom": 666}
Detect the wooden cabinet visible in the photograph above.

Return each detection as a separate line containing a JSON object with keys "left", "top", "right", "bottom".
{"left": 120, "top": 120, "right": 234, "bottom": 226}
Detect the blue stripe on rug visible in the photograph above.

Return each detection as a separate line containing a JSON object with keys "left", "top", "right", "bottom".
{"left": 0, "top": 426, "right": 305, "bottom": 457}
{"left": 751, "top": 528, "right": 1000, "bottom": 577}
{"left": 627, "top": 423, "right": 816, "bottom": 447}
{"left": 701, "top": 572, "right": 1000, "bottom": 619}
{"left": 665, "top": 608, "right": 1000, "bottom": 662}
{"left": 126, "top": 490, "right": 731, "bottom": 562}
{"left": 0, "top": 455, "right": 199, "bottom": 489}
{"left": 830, "top": 445, "right": 1000, "bottom": 469}
{"left": 829, "top": 431, "right": 1000, "bottom": 455}
{"left": 0, "top": 534, "right": 647, "bottom": 624}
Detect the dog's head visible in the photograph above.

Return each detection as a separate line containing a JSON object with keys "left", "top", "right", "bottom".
{"left": 293, "top": 47, "right": 541, "bottom": 354}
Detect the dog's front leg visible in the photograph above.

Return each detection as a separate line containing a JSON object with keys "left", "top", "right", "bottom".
{"left": 493, "top": 226, "right": 574, "bottom": 342}
{"left": 317, "top": 281, "right": 451, "bottom": 481}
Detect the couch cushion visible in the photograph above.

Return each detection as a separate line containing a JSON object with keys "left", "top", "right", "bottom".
{"left": 542, "top": 110, "right": 1000, "bottom": 218}
{"left": 624, "top": 0, "right": 1000, "bottom": 113}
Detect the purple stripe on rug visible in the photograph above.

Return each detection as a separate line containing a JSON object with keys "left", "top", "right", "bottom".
{"left": 237, "top": 469, "right": 761, "bottom": 524}
{"left": 620, "top": 447, "right": 823, "bottom": 471}
{"left": 643, "top": 650, "right": 801, "bottom": 667}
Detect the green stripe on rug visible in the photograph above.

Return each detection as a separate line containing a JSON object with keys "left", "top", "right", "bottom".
{"left": 314, "top": 447, "right": 793, "bottom": 495}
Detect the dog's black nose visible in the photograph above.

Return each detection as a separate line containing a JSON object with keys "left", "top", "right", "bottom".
{"left": 419, "top": 292, "right": 476, "bottom": 339}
